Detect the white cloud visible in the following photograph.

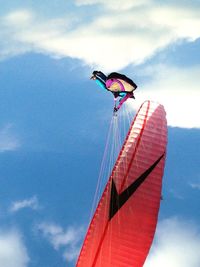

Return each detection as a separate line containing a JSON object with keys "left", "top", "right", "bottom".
{"left": 75, "top": 0, "right": 151, "bottom": 10}
{"left": 190, "top": 183, "right": 200, "bottom": 190}
{"left": 4, "top": 9, "right": 33, "bottom": 26}
{"left": 0, "top": 124, "right": 20, "bottom": 152}
{"left": 0, "top": 4, "right": 199, "bottom": 129}
{"left": 168, "top": 188, "right": 184, "bottom": 200}
{"left": 144, "top": 217, "right": 200, "bottom": 267}
{"left": 37, "top": 222, "right": 84, "bottom": 262}
{"left": 0, "top": 229, "right": 29, "bottom": 267}
{"left": 0, "top": 2, "right": 200, "bottom": 70}
{"left": 131, "top": 64, "right": 200, "bottom": 128}
{"left": 9, "top": 196, "right": 40, "bottom": 213}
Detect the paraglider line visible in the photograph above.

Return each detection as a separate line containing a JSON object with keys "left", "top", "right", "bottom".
{"left": 91, "top": 101, "right": 151, "bottom": 267}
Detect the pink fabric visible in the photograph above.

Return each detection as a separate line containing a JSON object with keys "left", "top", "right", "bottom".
{"left": 116, "top": 93, "right": 131, "bottom": 110}
{"left": 106, "top": 79, "right": 125, "bottom": 91}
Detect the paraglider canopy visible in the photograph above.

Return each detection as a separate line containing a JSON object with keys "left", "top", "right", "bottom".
{"left": 76, "top": 101, "right": 167, "bottom": 267}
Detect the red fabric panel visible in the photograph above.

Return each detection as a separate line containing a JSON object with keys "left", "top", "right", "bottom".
{"left": 76, "top": 101, "right": 167, "bottom": 267}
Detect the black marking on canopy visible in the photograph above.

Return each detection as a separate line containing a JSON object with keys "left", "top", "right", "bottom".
{"left": 109, "top": 154, "right": 164, "bottom": 220}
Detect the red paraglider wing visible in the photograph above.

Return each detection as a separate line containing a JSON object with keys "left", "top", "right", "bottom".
{"left": 76, "top": 101, "right": 167, "bottom": 267}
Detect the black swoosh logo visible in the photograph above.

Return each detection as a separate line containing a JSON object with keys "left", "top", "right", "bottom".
{"left": 109, "top": 154, "right": 164, "bottom": 220}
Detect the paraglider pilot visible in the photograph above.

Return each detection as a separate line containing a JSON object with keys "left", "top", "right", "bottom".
{"left": 90, "top": 71, "right": 137, "bottom": 113}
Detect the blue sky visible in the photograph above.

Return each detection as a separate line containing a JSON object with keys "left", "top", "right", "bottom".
{"left": 0, "top": 1, "right": 200, "bottom": 267}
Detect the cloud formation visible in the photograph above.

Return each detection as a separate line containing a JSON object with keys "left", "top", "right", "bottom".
{"left": 0, "top": 2, "right": 200, "bottom": 70}
{"left": 0, "top": 229, "right": 29, "bottom": 267}
{"left": 130, "top": 63, "right": 200, "bottom": 128}
{"left": 75, "top": 0, "right": 151, "bottom": 10}
{"left": 144, "top": 217, "right": 200, "bottom": 267}
{"left": 0, "top": 3, "right": 199, "bottom": 129}
{"left": 0, "top": 124, "right": 20, "bottom": 152}
{"left": 190, "top": 182, "right": 200, "bottom": 190}
{"left": 37, "top": 222, "right": 84, "bottom": 262}
{"left": 9, "top": 196, "right": 40, "bottom": 213}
